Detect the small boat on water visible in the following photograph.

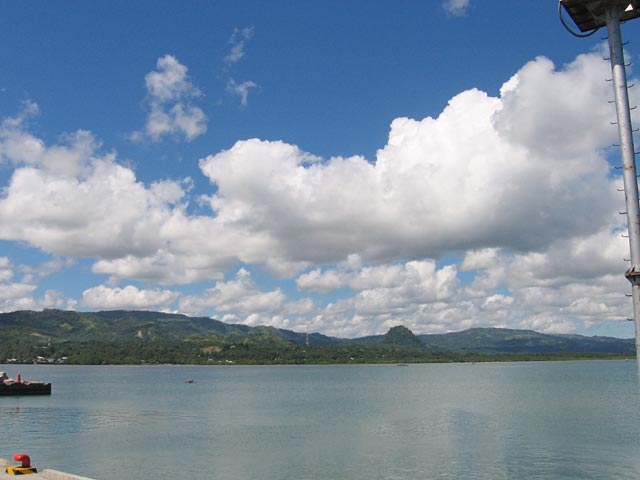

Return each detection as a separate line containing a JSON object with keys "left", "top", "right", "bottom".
{"left": 0, "top": 372, "right": 51, "bottom": 396}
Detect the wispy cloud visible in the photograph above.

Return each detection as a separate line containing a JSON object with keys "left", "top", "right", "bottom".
{"left": 442, "top": 0, "right": 471, "bottom": 16}
{"left": 132, "top": 54, "right": 207, "bottom": 142}
{"left": 223, "top": 26, "right": 258, "bottom": 106}
{"left": 226, "top": 79, "right": 257, "bottom": 107}
{"left": 224, "top": 27, "right": 254, "bottom": 65}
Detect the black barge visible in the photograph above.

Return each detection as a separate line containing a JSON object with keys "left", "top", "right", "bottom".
{"left": 0, "top": 372, "right": 51, "bottom": 396}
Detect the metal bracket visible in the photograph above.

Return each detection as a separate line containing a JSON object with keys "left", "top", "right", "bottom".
{"left": 625, "top": 265, "right": 640, "bottom": 285}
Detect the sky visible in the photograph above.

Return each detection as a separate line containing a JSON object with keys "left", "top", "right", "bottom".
{"left": 1, "top": 0, "right": 640, "bottom": 339}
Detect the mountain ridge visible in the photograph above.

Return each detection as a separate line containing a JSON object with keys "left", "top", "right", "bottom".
{"left": 0, "top": 309, "right": 634, "bottom": 362}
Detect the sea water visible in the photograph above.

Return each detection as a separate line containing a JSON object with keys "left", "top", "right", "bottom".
{"left": 1, "top": 360, "right": 639, "bottom": 480}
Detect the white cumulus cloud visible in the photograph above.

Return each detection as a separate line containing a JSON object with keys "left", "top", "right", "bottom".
{"left": 0, "top": 48, "right": 636, "bottom": 338}
{"left": 179, "top": 268, "right": 286, "bottom": 321}
{"left": 81, "top": 285, "right": 180, "bottom": 310}
{"left": 199, "top": 52, "right": 620, "bottom": 271}
{"left": 133, "top": 55, "right": 207, "bottom": 142}
{"left": 0, "top": 257, "right": 75, "bottom": 313}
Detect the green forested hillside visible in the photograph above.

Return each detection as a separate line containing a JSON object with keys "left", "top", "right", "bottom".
{"left": 0, "top": 309, "right": 342, "bottom": 364}
{"left": 0, "top": 310, "right": 634, "bottom": 365}
{"left": 0, "top": 309, "right": 337, "bottom": 344}
{"left": 356, "top": 327, "right": 634, "bottom": 355}
{"left": 383, "top": 325, "right": 424, "bottom": 347}
{"left": 417, "top": 328, "right": 635, "bottom": 354}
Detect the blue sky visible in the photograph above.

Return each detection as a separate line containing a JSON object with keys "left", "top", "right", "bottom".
{"left": 1, "top": 0, "right": 639, "bottom": 338}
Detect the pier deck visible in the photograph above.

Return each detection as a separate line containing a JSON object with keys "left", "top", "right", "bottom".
{"left": 1, "top": 459, "right": 95, "bottom": 480}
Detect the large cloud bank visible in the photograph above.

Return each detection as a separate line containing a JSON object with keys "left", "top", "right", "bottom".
{"left": 0, "top": 51, "right": 634, "bottom": 336}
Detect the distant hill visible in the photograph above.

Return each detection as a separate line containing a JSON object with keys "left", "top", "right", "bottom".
{"left": 357, "top": 327, "right": 634, "bottom": 355}
{"left": 418, "top": 327, "right": 635, "bottom": 354}
{"left": 383, "top": 325, "right": 423, "bottom": 347}
{"left": 0, "top": 309, "right": 339, "bottom": 346}
{"left": 0, "top": 310, "right": 634, "bottom": 363}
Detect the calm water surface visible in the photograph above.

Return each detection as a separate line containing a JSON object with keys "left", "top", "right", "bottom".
{"left": 2, "top": 361, "right": 639, "bottom": 480}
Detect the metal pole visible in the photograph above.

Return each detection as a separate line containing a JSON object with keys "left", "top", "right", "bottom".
{"left": 605, "top": 2, "right": 640, "bottom": 368}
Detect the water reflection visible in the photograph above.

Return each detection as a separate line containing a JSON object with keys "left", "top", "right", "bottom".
{"left": 1, "top": 361, "right": 639, "bottom": 480}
